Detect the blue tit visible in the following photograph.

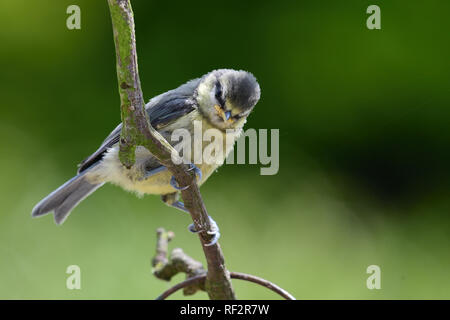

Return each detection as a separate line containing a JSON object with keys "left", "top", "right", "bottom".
{"left": 32, "top": 69, "right": 260, "bottom": 243}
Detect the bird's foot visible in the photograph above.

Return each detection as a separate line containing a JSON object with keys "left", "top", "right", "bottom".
{"left": 161, "top": 192, "right": 220, "bottom": 246}
{"left": 170, "top": 163, "right": 202, "bottom": 190}
{"left": 188, "top": 215, "right": 220, "bottom": 247}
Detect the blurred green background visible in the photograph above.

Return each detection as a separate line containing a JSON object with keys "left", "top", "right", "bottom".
{"left": 1, "top": 0, "right": 450, "bottom": 299}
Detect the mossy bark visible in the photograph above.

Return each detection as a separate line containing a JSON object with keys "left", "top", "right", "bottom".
{"left": 107, "top": 0, "right": 235, "bottom": 300}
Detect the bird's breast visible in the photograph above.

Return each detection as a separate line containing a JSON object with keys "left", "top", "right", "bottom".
{"left": 86, "top": 111, "right": 243, "bottom": 196}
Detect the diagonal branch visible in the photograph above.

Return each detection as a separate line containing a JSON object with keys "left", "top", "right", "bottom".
{"left": 107, "top": 0, "right": 235, "bottom": 299}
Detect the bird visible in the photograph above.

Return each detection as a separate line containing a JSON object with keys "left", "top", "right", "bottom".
{"left": 31, "top": 69, "right": 261, "bottom": 245}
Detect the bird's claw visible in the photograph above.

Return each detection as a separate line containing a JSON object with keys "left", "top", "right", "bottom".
{"left": 188, "top": 223, "right": 201, "bottom": 233}
{"left": 170, "top": 164, "right": 202, "bottom": 190}
{"left": 188, "top": 215, "right": 220, "bottom": 246}
{"left": 170, "top": 176, "right": 189, "bottom": 190}
{"left": 187, "top": 163, "right": 202, "bottom": 181}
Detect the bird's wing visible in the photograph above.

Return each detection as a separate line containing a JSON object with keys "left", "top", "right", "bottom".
{"left": 77, "top": 78, "right": 200, "bottom": 173}
{"left": 77, "top": 123, "right": 122, "bottom": 173}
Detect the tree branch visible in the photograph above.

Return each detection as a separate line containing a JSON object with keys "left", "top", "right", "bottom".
{"left": 152, "top": 228, "right": 206, "bottom": 296}
{"left": 229, "top": 272, "right": 296, "bottom": 300}
{"left": 156, "top": 272, "right": 296, "bottom": 300}
{"left": 152, "top": 229, "right": 296, "bottom": 300}
{"left": 107, "top": 0, "right": 235, "bottom": 299}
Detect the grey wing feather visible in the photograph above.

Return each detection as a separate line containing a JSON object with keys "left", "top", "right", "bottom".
{"left": 77, "top": 124, "right": 121, "bottom": 173}
{"left": 77, "top": 78, "right": 200, "bottom": 173}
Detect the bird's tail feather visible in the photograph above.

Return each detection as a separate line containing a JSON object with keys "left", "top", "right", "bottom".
{"left": 31, "top": 171, "right": 103, "bottom": 225}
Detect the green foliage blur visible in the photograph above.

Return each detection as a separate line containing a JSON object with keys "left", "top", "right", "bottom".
{"left": 1, "top": 0, "right": 449, "bottom": 299}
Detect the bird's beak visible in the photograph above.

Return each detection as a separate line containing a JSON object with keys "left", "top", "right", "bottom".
{"left": 214, "top": 105, "right": 233, "bottom": 123}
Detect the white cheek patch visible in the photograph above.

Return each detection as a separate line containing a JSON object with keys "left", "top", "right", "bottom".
{"left": 196, "top": 76, "right": 214, "bottom": 106}
{"left": 209, "top": 87, "right": 218, "bottom": 105}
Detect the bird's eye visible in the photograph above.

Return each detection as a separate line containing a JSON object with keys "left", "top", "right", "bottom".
{"left": 215, "top": 81, "right": 225, "bottom": 107}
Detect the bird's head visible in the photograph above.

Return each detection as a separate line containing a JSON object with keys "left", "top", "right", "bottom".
{"left": 195, "top": 69, "right": 260, "bottom": 130}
